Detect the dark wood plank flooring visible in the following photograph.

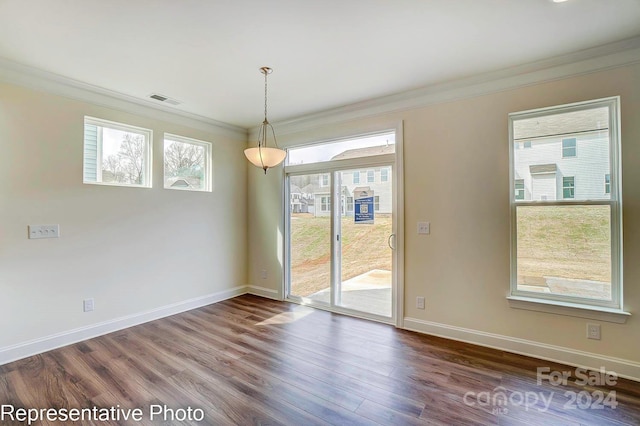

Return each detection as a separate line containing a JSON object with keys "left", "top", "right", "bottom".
{"left": 1, "top": 294, "right": 639, "bottom": 425}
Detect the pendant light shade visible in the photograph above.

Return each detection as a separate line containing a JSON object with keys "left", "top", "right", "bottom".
{"left": 245, "top": 67, "right": 287, "bottom": 173}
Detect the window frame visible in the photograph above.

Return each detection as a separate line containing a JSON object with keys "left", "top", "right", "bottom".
{"left": 346, "top": 196, "right": 354, "bottom": 211}
{"left": 562, "top": 176, "right": 575, "bottom": 199}
{"left": 514, "top": 179, "right": 525, "bottom": 200}
{"left": 561, "top": 137, "right": 577, "bottom": 158}
{"left": 163, "top": 133, "right": 213, "bottom": 192}
{"left": 83, "top": 116, "right": 152, "bottom": 188}
{"left": 381, "top": 167, "right": 389, "bottom": 182}
{"left": 367, "top": 170, "right": 375, "bottom": 183}
{"left": 508, "top": 97, "right": 624, "bottom": 316}
{"left": 320, "top": 196, "right": 331, "bottom": 212}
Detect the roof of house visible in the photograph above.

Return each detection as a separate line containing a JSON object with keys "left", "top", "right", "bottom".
{"left": 301, "top": 183, "right": 316, "bottom": 194}
{"left": 514, "top": 107, "right": 609, "bottom": 141}
{"left": 331, "top": 144, "right": 395, "bottom": 161}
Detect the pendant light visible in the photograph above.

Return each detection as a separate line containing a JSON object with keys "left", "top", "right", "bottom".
{"left": 244, "top": 67, "right": 287, "bottom": 173}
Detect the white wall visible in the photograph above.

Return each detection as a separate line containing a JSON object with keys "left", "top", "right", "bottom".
{"left": 247, "top": 63, "right": 640, "bottom": 378}
{"left": 0, "top": 82, "right": 247, "bottom": 356}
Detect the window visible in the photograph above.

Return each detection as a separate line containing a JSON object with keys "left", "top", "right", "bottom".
{"left": 509, "top": 97, "right": 622, "bottom": 312}
{"left": 163, "top": 134, "right": 212, "bottom": 192}
{"left": 515, "top": 179, "right": 525, "bottom": 200}
{"left": 287, "top": 132, "right": 395, "bottom": 165}
{"left": 524, "top": 141, "right": 532, "bottom": 149}
{"left": 562, "top": 138, "right": 577, "bottom": 158}
{"left": 83, "top": 117, "right": 152, "bottom": 187}
{"left": 367, "top": 170, "right": 374, "bottom": 183}
{"left": 562, "top": 177, "right": 575, "bottom": 199}
{"left": 374, "top": 195, "right": 380, "bottom": 211}
{"left": 381, "top": 168, "right": 389, "bottom": 182}
{"left": 321, "top": 174, "right": 329, "bottom": 186}
{"left": 346, "top": 197, "right": 354, "bottom": 211}
{"left": 321, "top": 196, "right": 331, "bottom": 212}
{"left": 353, "top": 171, "right": 360, "bottom": 184}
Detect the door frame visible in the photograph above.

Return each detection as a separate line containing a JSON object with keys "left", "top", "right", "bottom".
{"left": 283, "top": 123, "right": 404, "bottom": 327}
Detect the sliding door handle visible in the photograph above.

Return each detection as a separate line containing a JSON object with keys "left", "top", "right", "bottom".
{"left": 388, "top": 233, "right": 396, "bottom": 250}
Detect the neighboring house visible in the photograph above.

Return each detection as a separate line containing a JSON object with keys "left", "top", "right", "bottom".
{"left": 290, "top": 184, "right": 313, "bottom": 213}
{"left": 288, "top": 182, "right": 315, "bottom": 214}
{"left": 513, "top": 108, "right": 610, "bottom": 201}
{"left": 311, "top": 144, "right": 394, "bottom": 217}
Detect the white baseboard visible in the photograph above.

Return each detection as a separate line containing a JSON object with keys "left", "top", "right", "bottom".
{"left": 0, "top": 285, "right": 247, "bottom": 366}
{"left": 403, "top": 317, "right": 640, "bottom": 382}
{"left": 246, "top": 285, "right": 281, "bottom": 300}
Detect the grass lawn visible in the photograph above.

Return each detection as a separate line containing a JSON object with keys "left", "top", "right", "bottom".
{"left": 290, "top": 214, "right": 392, "bottom": 297}
{"left": 290, "top": 206, "right": 611, "bottom": 299}
{"left": 517, "top": 205, "right": 611, "bottom": 284}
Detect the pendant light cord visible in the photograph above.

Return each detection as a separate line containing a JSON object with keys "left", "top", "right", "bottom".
{"left": 264, "top": 70, "right": 269, "bottom": 123}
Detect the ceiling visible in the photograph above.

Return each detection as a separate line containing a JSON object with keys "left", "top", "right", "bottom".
{"left": 1, "top": 0, "right": 639, "bottom": 129}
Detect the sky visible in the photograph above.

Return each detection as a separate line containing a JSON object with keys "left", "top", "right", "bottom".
{"left": 287, "top": 132, "right": 395, "bottom": 165}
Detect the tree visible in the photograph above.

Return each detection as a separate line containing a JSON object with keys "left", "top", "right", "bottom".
{"left": 102, "top": 133, "right": 145, "bottom": 185}
{"left": 164, "top": 141, "right": 204, "bottom": 179}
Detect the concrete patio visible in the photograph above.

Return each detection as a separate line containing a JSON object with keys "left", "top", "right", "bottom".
{"left": 306, "top": 269, "right": 392, "bottom": 317}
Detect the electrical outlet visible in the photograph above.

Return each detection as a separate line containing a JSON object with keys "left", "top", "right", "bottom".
{"left": 260, "top": 269, "right": 267, "bottom": 280}
{"left": 587, "top": 323, "right": 601, "bottom": 340}
{"left": 416, "top": 296, "right": 425, "bottom": 309}
{"left": 83, "top": 298, "right": 94, "bottom": 312}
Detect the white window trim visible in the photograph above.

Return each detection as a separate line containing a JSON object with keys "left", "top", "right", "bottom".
{"left": 381, "top": 167, "right": 389, "bottom": 182}
{"left": 283, "top": 123, "right": 405, "bottom": 328}
{"left": 562, "top": 176, "right": 575, "bottom": 199}
{"left": 508, "top": 97, "right": 628, "bottom": 321}
{"left": 83, "top": 116, "right": 153, "bottom": 188}
{"left": 367, "top": 170, "right": 375, "bottom": 183}
{"left": 163, "top": 133, "right": 213, "bottom": 192}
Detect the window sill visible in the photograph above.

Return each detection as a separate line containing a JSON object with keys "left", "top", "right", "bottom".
{"left": 507, "top": 296, "right": 630, "bottom": 324}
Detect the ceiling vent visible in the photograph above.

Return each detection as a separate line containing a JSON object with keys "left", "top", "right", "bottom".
{"left": 149, "top": 93, "right": 181, "bottom": 106}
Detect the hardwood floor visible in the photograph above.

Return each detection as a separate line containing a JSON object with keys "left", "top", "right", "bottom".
{"left": 1, "top": 294, "right": 639, "bottom": 425}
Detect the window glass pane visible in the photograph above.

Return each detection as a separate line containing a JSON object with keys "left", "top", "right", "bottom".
{"left": 83, "top": 117, "right": 151, "bottom": 187}
{"left": 516, "top": 205, "right": 611, "bottom": 301}
{"left": 289, "top": 173, "right": 331, "bottom": 303}
{"left": 287, "top": 132, "right": 395, "bottom": 165}
{"left": 515, "top": 179, "right": 525, "bottom": 200}
{"left": 513, "top": 107, "right": 610, "bottom": 201}
{"left": 562, "top": 176, "right": 575, "bottom": 199}
{"left": 163, "top": 135, "right": 210, "bottom": 191}
{"left": 562, "top": 138, "right": 577, "bottom": 158}
{"left": 367, "top": 170, "right": 375, "bottom": 183}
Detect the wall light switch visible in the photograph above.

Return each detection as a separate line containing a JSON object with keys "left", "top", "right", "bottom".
{"left": 83, "top": 298, "right": 94, "bottom": 312}
{"left": 417, "top": 222, "right": 430, "bottom": 235}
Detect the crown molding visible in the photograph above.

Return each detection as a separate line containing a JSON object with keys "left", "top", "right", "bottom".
{"left": 268, "top": 36, "right": 640, "bottom": 138}
{"left": 3, "top": 34, "right": 639, "bottom": 143}
{"left": 0, "top": 57, "right": 247, "bottom": 140}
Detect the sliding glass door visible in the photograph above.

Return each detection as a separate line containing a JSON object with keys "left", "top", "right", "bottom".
{"left": 336, "top": 168, "right": 393, "bottom": 317}
{"left": 285, "top": 132, "right": 399, "bottom": 322}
